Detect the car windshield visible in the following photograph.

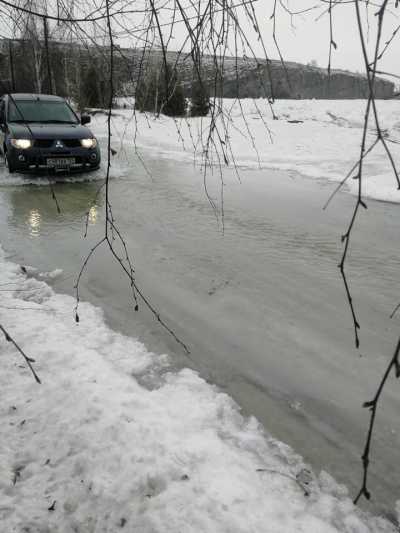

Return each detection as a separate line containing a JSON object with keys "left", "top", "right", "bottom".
{"left": 8, "top": 100, "right": 78, "bottom": 124}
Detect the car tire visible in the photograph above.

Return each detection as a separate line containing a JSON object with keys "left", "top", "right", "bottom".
{"left": 5, "top": 152, "right": 15, "bottom": 173}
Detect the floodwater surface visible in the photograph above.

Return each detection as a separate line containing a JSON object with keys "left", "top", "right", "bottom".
{"left": 0, "top": 154, "right": 399, "bottom": 519}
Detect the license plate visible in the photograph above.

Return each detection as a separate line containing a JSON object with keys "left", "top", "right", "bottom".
{"left": 47, "top": 158, "right": 75, "bottom": 168}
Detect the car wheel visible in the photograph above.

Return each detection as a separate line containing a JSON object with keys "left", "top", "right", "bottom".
{"left": 4, "top": 152, "right": 15, "bottom": 173}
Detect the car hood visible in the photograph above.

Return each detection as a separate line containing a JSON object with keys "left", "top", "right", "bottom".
{"left": 8, "top": 123, "right": 94, "bottom": 139}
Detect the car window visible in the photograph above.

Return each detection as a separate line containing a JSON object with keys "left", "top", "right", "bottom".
{"left": 8, "top": 100, "right": 79, "bottom": 123}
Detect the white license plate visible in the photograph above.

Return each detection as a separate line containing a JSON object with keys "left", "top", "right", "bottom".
{"left": 47, "top": 158, "right": 75, "bottom": 168}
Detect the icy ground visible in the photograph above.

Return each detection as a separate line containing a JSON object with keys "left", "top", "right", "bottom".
{"left": 102, "top": 98, "right": 400, "bottom": 204}
{"left": 0, "top": 255, "right": 398, "bottom": 532}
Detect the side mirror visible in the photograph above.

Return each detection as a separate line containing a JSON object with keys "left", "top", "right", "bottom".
{"left": 81, "top": 114, "right": 91, "bottom": 125}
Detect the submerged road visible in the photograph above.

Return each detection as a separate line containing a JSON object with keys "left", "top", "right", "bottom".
{"left": 0, "top": 155, "right": 399, "bottom": 519}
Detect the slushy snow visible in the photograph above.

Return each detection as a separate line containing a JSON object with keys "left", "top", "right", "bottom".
{"left": 0, "top": 248, "right": 397, "bottom": 531}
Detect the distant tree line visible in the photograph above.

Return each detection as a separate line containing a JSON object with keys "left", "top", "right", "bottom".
{"left": 134, "top": 63, "right": 210, "bottom": 117}
{"left": 3, "top": 39, "right": 115, "bottom": 109}
{"left": 2, "top": 40, "right": 210, "bottom": 117}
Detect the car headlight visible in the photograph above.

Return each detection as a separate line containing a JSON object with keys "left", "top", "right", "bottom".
{"left": 80, "top": 138, "right": 97, "bottom": 149}
{"left": 11, "top": 139, "right": 32, "bottom": 149}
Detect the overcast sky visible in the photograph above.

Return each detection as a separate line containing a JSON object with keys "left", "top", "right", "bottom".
{"left": 252, "top": 1, "right": 399, "bottom": 80}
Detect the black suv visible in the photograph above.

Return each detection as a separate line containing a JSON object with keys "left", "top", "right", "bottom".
{"left": 0, "top": 93, "right": 101, "bottom": 173}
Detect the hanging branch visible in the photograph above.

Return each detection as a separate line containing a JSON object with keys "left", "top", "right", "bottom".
{"left": 338, "top": 0, "right": 398, "bottom": 351}
{"left": 0, "top": 324, "right": 41, "bottom": 383}
{"left": 72, "top": 0, "right": 190, "bottom": 355}
{"left": 327, "top": 0, "right": 336, "bottom": 97}
{"left": 342, "top": 0, "right": 400, "bottom": 503}
{"left": 354, "top": 336, "right": 400, "bottom": 503}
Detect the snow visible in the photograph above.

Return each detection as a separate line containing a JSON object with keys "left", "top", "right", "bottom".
{"left": 94, "top": 99, "right": 400, "bottom": 204}
{"left": 20, "top": 266, "right": 64, "bottom": 280}
{"left": 0, "top": 247, "right": 397, "bottom": 531}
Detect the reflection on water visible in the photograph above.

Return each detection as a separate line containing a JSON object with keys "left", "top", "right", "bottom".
{"left": 27, "top": 209, "right": 41, "bottom": 237}
{"left": 88, "top": 205, "right": 98, "bottom": 225}
{"left": 6, "top": 182, "right": 103, "bottom": 237}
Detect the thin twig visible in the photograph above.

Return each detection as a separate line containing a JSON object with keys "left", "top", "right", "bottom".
{"left": 0, "top": 324, "right": 41, "bottom": 383}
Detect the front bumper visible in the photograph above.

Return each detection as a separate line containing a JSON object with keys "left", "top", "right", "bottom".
{"left": 7, "top": 145, "right": 101, "bottom": 173}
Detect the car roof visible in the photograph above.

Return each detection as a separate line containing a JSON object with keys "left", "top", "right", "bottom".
{"left": 6, "top": 94, "right": 65, "bottom": 102}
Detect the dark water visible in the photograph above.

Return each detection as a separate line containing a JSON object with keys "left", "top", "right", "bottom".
{"left": 0, "top": 156, "right": 399, "bottom": 518}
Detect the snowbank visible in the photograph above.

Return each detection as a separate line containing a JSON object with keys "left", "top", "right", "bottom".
{"left": 0, "top": 247, "right": 397, "bottom": 531}
{"left": 92, "top": 99, "right": 400, "bottom": 204}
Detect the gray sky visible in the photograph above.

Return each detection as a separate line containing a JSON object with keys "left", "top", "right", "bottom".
{"left": 253, "top": 1, "right": 399, "bottom": 80}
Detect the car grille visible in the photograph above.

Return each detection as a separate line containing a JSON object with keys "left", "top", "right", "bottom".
{"left": 34, "top": 139, "right": 82, "bottom": 148}
{"left": 34, "top": 139, "right": 53, "bottom": 148}
{"left": 63, "top": 139, "right": 81, "bottom": 148}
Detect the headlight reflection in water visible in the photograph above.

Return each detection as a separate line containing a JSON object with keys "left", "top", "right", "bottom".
{"left": 28, "top": 209, "right": 41, "bottom": 236}
{"left": 88, "top": 205, "right": 98, "bottom": 225}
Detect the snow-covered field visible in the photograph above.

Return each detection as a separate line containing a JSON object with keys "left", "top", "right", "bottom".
{"left": 99, "top": 99, "right": 400, "bottom": 204}
{"left": 1, "top": 99, "right": 400, "bottom": 531}
{"left": 0, "top": 248, "right": 398, "bottom": 532}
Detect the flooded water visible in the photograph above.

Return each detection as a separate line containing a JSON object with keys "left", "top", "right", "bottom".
{"left": 0, "top": 155, "right": 399, "bottom": 518}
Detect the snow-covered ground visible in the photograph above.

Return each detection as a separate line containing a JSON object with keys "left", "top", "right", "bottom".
{"left": 99, "top": 99, "right": 400, "bottom": 204}
{"left": 0, "top": 247, "right": 398, "bottom": 532}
